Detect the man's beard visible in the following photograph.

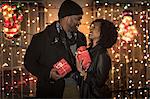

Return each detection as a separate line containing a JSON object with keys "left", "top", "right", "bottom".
{"left": 70, "top": 25, "right": 78, "bottom": 33}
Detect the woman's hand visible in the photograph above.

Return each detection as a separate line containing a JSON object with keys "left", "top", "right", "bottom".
{"left": 80, "top": 70, "right": 87, "bottom": 80}
{"left": 76, "top": 55, "right": 87, "bottom": 80}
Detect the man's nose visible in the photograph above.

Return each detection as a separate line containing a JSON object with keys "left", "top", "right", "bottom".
{"left": 78, "top": 21, "right": 81, "bottom": 25}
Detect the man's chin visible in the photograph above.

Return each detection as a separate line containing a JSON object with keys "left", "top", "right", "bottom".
{"left": 71, "top": 28, "right": 78, "bottom": 33}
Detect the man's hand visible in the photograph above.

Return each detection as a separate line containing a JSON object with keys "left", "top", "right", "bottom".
{"left": 50, "top": 68, "right": 62, "bottom": 81}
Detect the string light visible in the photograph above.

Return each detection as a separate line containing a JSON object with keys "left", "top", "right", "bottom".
{"left": 0, "top": 1, "right": 149, "bottom": 98}
{"left": 85, "top": 3, "right": 89, "bottom": 7}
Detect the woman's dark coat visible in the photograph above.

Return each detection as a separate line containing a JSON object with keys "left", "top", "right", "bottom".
{"left": 80, "top": 45, "right": 112, "bottom": 98}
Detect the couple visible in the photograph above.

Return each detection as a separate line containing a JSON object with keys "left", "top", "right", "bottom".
{"left": 24, "top": 0, "right": 118, "bottom": 98}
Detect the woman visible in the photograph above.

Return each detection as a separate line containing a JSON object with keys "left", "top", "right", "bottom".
{"left": 76, "top": 19, "right": 118, "bottom": 98}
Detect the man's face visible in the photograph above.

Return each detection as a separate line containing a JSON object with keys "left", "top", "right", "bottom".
{"left": 66, "top": 15, "right": 82, "bottom": 32}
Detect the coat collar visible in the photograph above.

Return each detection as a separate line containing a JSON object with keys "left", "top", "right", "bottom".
{"left": 89, "top": 45, "right": 107, "bottom": 54}
{"left": 43, "top": 21, "right": 59, "bottom": 43}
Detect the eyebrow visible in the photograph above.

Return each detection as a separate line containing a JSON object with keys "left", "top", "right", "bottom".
{"left": 78, "top": 16, "right": 82, "bottom": 19}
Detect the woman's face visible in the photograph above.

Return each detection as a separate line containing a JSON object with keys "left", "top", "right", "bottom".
{"left": 89, "top": 22, "right": 101, "bottom": 41}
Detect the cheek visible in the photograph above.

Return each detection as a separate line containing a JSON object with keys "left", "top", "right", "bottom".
{"left": 92, "top": 31, "right": 100, "bottom": 38}
{"left": 96, "top": 32, "right": 100, "bottom": 37}
{"left": 70, "top": 20, "right": 75, "bottom": 27}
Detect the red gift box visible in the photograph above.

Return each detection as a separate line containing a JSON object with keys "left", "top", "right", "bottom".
{"left": 77, "top": 46, "right": 92, "bottom": 71}
{"left": 53, "top": 58, "right": 72, "bottom": 77}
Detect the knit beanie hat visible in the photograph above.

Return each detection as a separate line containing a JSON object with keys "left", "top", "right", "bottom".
{"left": 58, "top": 0, "right": 83, "bottom": 19}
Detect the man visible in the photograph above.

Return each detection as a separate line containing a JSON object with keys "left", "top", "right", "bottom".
{"left": 24, "top": 0, "right": 86, "bottom": 98}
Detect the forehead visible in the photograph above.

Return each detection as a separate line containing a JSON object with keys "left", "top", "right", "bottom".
{"left": 90, "top": 22, "right": 101, "bottom": 28}
{"left": 70, "top": 15, "right": 82, "bottom": 19}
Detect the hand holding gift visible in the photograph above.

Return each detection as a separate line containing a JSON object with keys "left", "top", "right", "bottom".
{"left": 76, "top": 46, "right": 91, "bottom": 71}
{"left": 53, "top": 58, "right": 72, "bottom": 77}
{"left": 50, "top": 68, "right": 62, "bottom": 81}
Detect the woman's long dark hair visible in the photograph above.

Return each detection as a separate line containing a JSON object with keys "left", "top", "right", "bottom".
{"left": 89, "top": 19, "right": 118, "bottom": 48}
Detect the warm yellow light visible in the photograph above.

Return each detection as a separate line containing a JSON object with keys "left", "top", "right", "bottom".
{"left": 24, "top": 36, "right": 27, "bottom": 39}
{"left": 44, "top": 8, "right": 48, "bottom": 12}
{"left": 116, "top": 3, "right": 120, "bottom": 6}
{"left": 111, "top": 81, "right": 114, "bottom": 83}
{"left": 128, "top": 50, "right": 131, "bottom": 53}
{"left": 17, "top": 51, "right": 20, "bottom": 55}
{"left": 22, "top": 55, "right": 24, "bottom": 58}
{"left": 32, "top": 9, "right": 36, "bottom": 11}
{"left": 85, "top": 3, "right": 88, "bottom": 7}
{"left": 23, "top": 73, "right": 25, "bottom": 76}
{"left": 116, "top": 59, "right": 120, "bottom": 62}
{"left": 37, "top": 27, "right": 40, "bottom": 31}
{"left": 86, "top": 22, "right": 89, "bottom": 24}
{"left": 97, "top": 13, "right": 101, "bottom": 17}
{"left": 37, "top": 17, "right": 39, "bottom": 20}
{"left": 25, "top": 10, "right": 29, "bottom": 13}
{"left": 91, "top": 16, "right": 94, "bottom": 19}
{"left": 49, "top": 13, "right": 52, "bottom": 17}
{"left": 135, "top": 59, "right": 138, "bottom": 62}
{"left": 135, "top": 70, "right": 138, "bottom": 73}
{"left": 116, "top": 69, "right": 119, "bottom": 72}
{"left": 19, "top": 68, "right": 22, "bottom": 71}
{"left": 135, "top": 11, "right": 138, "bottom": 14}
{"left": 98, "top": 8, "right": 101, "bottom": 11}
{"left": 105, "top": 3, "right": 108, "bottom": 6}
{"left": 13, "top": 70, "right": 17, "bottom": 74}
{"left": 141, "top": 75, "right": 144, "bottom": 77}
{"left": 25, "top": 42, "right": 28, "bottom": 45}
{"left": 120, "top": 64, "right": 123, "bottom": 67}
{"left": 34, "top": 2, "right": 37, "bottom": 5}
{"left": 48, "top": 4, "right": 52, "bottom": 6}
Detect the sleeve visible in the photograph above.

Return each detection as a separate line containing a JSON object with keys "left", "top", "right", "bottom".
{"left": 94, "top": 53, "right": 111, "bottom": 87}
{"left": 77, "top": 32, "right": 87, "bottom": 47}
{"left": 81, "top": 34, "right": 87, "bottom": 46}
{"left": 24, "top": 35, "right": 50, "bottom": 80}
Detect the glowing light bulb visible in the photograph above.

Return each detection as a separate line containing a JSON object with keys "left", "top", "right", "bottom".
{"left": 85, "top": 3, "right": 88, "bottom": 7}
{"left": 48, "top": 4, "right": 52, "bottom": 6}
{"left": 116, "top": 69, "right": 119, "bottom": 72}
{"left": 49, "top": 13, "right": 52, "bottom": 17}
{"left": 23, "top": 73, "right": 25, "bottom": 76}
{"left": 116, "top": 3, "right": 120, "bottom": 6}
{"left": 44, "top": 8, "right": 48, "bottom": 12}
{"left": 32, "top": 9, "right": 35, "bottom": 11}
{"left": 13, "top": 70, "right": 17, "bottom": 74}
{"left": 111, "top": 80, "right": 114, "bottom": 83}
{"left": 135, "top": 70, "right": 138, "bottom": 73}
{"left": 105, "top": 3, "right": 108, "bottom": 6}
